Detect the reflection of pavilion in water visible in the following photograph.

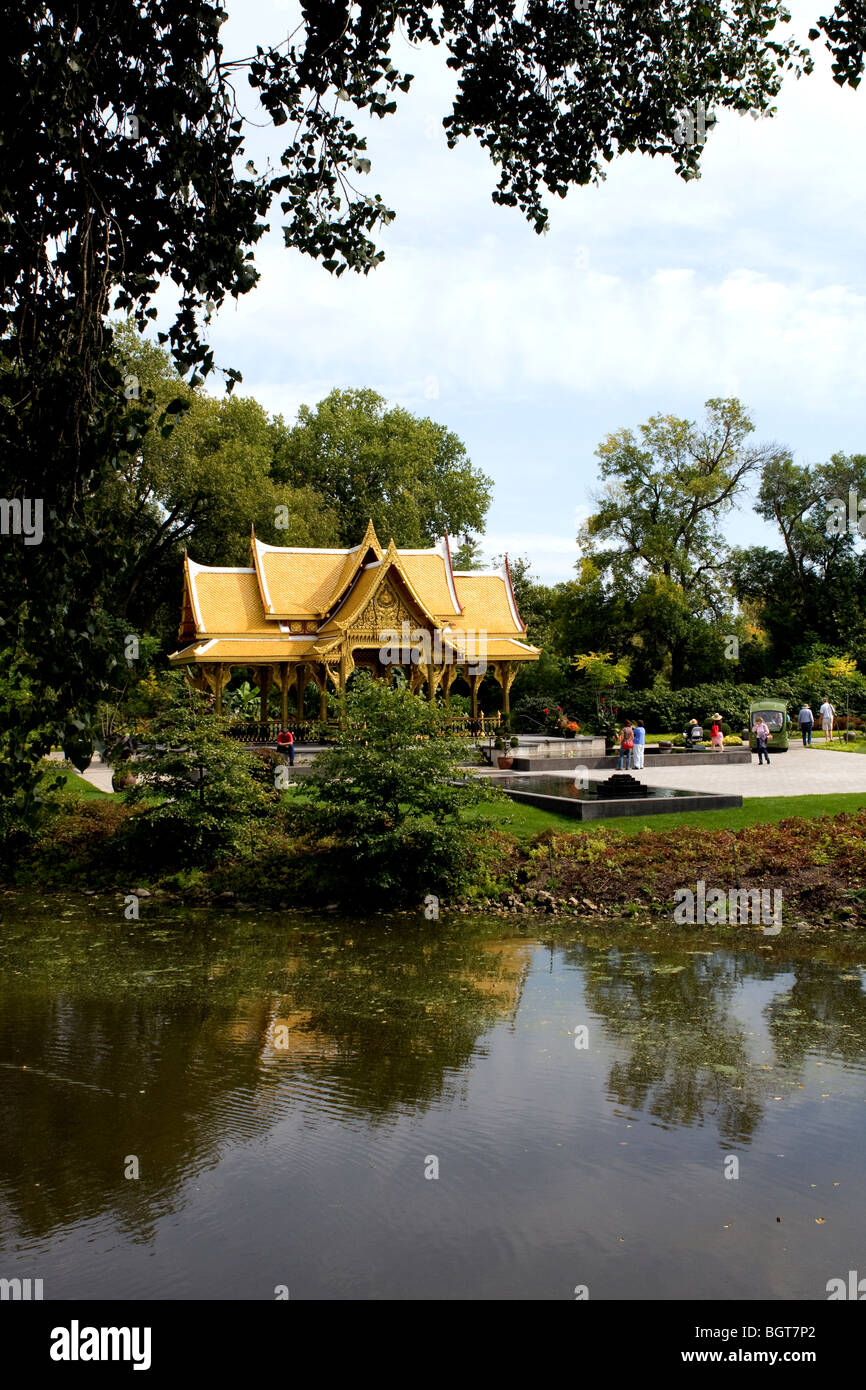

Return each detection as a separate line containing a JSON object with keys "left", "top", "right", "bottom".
{"left": 258, "top": 939, "right": 533, "bottom": 1064}
{"left": 0, "top": 933, "right": 533, "bottom": 1245}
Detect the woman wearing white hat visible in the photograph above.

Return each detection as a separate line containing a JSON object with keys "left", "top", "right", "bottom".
{"left": 709, "top": 713, "right": 724, "bottom": 751}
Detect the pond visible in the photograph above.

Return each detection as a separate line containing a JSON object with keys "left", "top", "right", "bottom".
{"left": 494, "top": 772, "right": 742, "bottom": 819}
{"left": 1, "top": 894, "right": 864, "bottom": 1300}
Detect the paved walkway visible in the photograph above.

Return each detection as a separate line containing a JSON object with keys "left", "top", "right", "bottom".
{"left": 537, "top": 743, "right": 866, "bottom": 799}
{"left": 71, "top": 742, "right": 866, "bottom": 800}
{"left": 77, "top": 758, "right": 115, "bottom": 793}
{"left": 72, "top": 746, "right": 323, "bottom": 795}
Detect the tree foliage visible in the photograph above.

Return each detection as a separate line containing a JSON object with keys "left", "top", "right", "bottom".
{"left": 291, "top": 675, "right": 502, "bottom": 902}
{"left": 732, "top": 452, "right": 866, "bottom": 666}
{"left": 121, "top": 678, "right": 276, "bottom": 868}
{"left": 1, "top": 3, "right": 864, "bottom": 811}
{"left": 272, "top": 387, "right": 492, "bottom": 547}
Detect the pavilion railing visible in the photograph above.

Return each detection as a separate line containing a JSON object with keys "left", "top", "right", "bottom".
{"left": 439, "top": 712, "right": 502, "bottom": 736}
{"left": 227, "top": 712, "right": 502, "bottom": 744}
{"left": 226, "top": 719, "right": 325, "bottom": 745}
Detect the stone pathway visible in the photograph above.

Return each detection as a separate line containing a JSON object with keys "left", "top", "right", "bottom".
{"left": 543, "top": 742, "right": 866, "bottom": 799}
{"left": 72, "top": 741, "right": 866, "bottom": 801}
{"left": 76, "top": 758, "right": 115, "bottom": 793}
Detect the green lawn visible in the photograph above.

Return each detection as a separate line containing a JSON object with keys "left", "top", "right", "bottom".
{"left": 42, "top": 768, "right": 109, "bottom": 798}
{"left": 809, "top": 739, "right": 866, "bottom": 754}
{"left": 49, "top": 759, "right": 866, "bottom": 837}
{"left": 471, "top": 792, "right": 866, "bottom": 838}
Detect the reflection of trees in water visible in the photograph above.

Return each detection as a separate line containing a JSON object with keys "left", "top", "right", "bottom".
{"left": 269, "top": 935, "right": 532, "bottom": 1120}
{"left": 0, "top": 902, "right": 530, "bottom": 1241}
{"left": 558, "top": 942, "right": 866, "bottom": 1146}
{"left": 764, "top": 963, "right": 866, "bottom": 1072}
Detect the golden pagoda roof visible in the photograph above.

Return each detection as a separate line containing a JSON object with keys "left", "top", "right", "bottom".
{"left": 397, "top": 538, "right": 462, "bottom": 618}
{"left": 183, "top": 559, "right": 275, "bottom": 635}
{"left": 251, "top": 533, "right": 351, "bottom": 618}
{"left": 169, "top": 637, "right": 320, "bottom": 663}
{"left": 171, "top": 522, "right": 538, "bottom": 667}
{"left": 450, "top": 563, "right": 525, "bottom": 635}
{"left": 326, "top": 518, "right": 383, "bottom": 613}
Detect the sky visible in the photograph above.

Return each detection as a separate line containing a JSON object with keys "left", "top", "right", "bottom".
{"left": 167, "top": 1, "right": 866, "bottom": 583}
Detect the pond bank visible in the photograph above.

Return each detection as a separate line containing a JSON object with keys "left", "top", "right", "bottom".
{"left": 4, "top": 803, "right": 866, "bottom": 932}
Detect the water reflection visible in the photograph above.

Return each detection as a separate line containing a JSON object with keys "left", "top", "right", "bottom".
{"left": 1, "top": 895, "right": 865, "bottom": 1300}
{"left": 0, "top": 900, "right": 532, "bottom": 1240}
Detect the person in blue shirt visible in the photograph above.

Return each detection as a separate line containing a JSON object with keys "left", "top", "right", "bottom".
{"left": 632, "top": 719, "right": 646, "bottom": 770}
{"left": 797, "top": 704, "right": 814, "bottom": 747}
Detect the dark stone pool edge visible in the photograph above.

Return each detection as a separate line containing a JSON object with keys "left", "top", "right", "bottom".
{"left": 501, "top": 788, "right": 744, "bottom": 819}
{"left": 510, "top": 750, "right": 752, "bottom": 772}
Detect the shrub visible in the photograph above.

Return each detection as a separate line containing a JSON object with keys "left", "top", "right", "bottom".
{"left": 289, "top": 674, "right": 503, "bottom": 904}
{"left": 511, "top": 695, "right": 565, "bottom": 735}
{"left": 119, "top": 687, "right": 277, "bottom": 870}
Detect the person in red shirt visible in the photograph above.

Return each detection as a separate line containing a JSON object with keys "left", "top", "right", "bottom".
{"left": 276, "top": 728, "right": 295, "bottom": 766}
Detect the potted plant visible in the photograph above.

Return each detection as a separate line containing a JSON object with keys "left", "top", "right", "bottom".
{"left": 494, "top": 735, "right": 513, "bottom": 769}
{"left": 107, "top": 731, "right": 139, "bottom": 791}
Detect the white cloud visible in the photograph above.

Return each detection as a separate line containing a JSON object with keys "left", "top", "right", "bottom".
{"left": 161, "top": 0, "right": 866, "bottom": 582}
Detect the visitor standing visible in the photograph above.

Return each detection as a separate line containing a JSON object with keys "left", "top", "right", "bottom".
{"left": 632, "top": 719, "right": 646, "bottom": 770}
{"left": 617, "top": 720, "right": 635, "bottom": 770}
{"left": 753, "top": 716, "right": 771, "bottom": 766}
{"left": 798, "top": 703, "right": 814, "bottom": 747}
{"left": 819, "top": 697, "right": 836, "bottom": 743}
{"left": 709, "top": 713, "right": 724, "bottom": 751}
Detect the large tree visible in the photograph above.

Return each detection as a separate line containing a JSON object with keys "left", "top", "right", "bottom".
{"left": 1, "top": 3, "right": 863, "bottom": 813}
{"left": 271, "top": 387, "right": 491, "bottom": 546}
{"left": 107, "top": 324, "right": 343, "bottom": 643}
{"left": 575, "top": 399, "right": 780, "bottom": 682}
{"left": 732, "top": 452, "right": 866, "bottom": 666}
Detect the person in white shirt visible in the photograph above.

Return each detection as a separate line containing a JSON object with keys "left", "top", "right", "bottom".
{"left": 632, "top": 719, "right": 646, "bottom": 769}
{"left": 819, "top": 697, "right": 836, "bottom": 743}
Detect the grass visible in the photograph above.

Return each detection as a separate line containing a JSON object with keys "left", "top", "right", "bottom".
{"left": 470, "top": 792, "right": 866, "bottom": 838}
{"left": 42, "top": 767, "right": 109, "bottom": 798}
{"left": 809, "top": 738, "right": 866, "bottom": 754}
{"left": 49, "top": 756, "right": 866, "bottom": 839}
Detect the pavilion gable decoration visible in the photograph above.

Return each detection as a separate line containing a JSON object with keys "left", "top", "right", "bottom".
{"left": 170, "top": 520, "right": 539, "bottom": 722}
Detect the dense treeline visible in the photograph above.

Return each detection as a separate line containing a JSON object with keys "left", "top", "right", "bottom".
{"left": 503, "top": 401, "right": 866, "bottom": 728}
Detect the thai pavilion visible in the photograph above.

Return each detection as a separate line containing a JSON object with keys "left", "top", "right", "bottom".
{"left": 169, "top": 520, "right": 540, "bottom": 725}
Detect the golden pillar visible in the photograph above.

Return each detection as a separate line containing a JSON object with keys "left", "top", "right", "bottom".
{"left": 202, "top": 664, "right": 231, "bottom": 716}
{"left": 255, "top": 666, "right": 274, "bottom": 724}
{"left": 294, "top": 663, "right": 306, "bottom": 722}
{"left": 440, "top": 665, "right": 457, "bottom": 707}
{"left": 468, "top": 671, "right": 483, "bottom": 719}
{"left": 494, "top": 662, "right": 517, "bottom": 718}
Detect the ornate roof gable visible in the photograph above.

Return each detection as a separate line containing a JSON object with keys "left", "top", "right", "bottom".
{"left": 318, "top": 539, "right": 445, "bottom": 641}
